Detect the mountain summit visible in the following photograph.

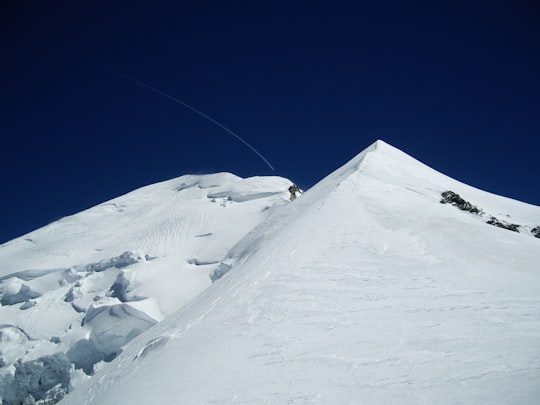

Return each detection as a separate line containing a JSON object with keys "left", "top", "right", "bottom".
{"left": 2, "top": 141, "right": 540, "bottom": 404}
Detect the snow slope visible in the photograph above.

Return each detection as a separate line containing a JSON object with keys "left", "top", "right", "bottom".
{"left": 0, "top": 173, "right": 296, "bottom": 404}
{"left": 60, "top": 140, "right": 540, "bottom": 404}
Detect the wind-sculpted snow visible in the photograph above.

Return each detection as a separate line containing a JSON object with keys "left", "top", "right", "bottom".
{"left": 174, "top": 172, "right": 241, "bottom": 192}
{"left": 61, "top": 141, "right": 540, "bottom": 405}
{"left": 0, "top": 172, "right": 295, "bottom": 404}
{"left": 0, "top": 280, "right": 41, "bottom": 305}
{"left": 209, "top": 262, "right": 232, "bottom": 282}
{"left": 0, "top": 325, "right": 33, "bottom": 366}
{"left": 207, "top": 176, "right": 294, "bottom": 202}
{"left": 81, "top": 304, "right": 157, "bottom": 362}
{"left": 0, "top": 268, "right": 60, "bottom": 282}
{"left": 134, "top": 335, "right": 170, "bottom": 360}
{"left": 85, "top": 251, "right": 140, "bottom": 272}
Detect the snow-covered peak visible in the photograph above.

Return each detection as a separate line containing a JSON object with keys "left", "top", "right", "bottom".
{"left": 2, "top": 141, "right": 540, "bottom": 405}
{"left": 307, "top": 138, "right": 539, "bottom": 229}
{"left": 57, "top": 140, "right": 540, "bottom": 405}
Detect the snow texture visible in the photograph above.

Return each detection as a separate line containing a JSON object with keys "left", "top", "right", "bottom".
{"left": 61, "top": 140, "right": 540, "bottom": 405}
{"left": 2, "top": 141, "right": 540, "bottom": 404}
{"left": 0, "top": 172, "right": 295, "bottom": 404}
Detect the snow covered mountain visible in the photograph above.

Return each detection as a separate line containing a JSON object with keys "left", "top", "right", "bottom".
{"left": 0, "top": 173, "right": 298, "bottom": 404}
{"left": 2, "top": 140, "right": 540, "bottom": 404}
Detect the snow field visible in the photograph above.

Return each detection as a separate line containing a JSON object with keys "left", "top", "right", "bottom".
{"left": 0, "top": 172, "right": 295, "bottom": 404}
{"left": 62, "top": 141, "right": 540, "bottom": 404}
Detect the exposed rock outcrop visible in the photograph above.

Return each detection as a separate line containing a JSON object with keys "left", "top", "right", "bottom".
{"left": 288, "top": 184, "right": 302, "bottom": 201}
{"left": 487, "top": 217, "right": 520, "bottom": 232}
{"left": 440, "top": 191, "right": 481, "bottom": 214}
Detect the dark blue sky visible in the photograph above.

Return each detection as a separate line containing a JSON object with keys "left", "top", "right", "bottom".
{"left": 1, "top": 1, "right": 539, "bottom": 243}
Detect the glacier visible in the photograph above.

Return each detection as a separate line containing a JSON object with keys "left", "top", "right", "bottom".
{"left": 0, "top": 172, "right": 296, "bottom": 403}
{"left": 1, "top": 140, "right": 539, "bottom": 404}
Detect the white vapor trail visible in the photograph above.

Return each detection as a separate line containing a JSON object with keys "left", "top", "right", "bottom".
{"left": 97, "top": 64, "right": 275, "bottom": 171}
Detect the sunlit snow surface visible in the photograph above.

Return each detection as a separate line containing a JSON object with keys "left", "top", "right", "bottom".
{"left": 0, "top": 172, "right": 294, "bottom": 403}
{"left": 3, "top": 141, "right": 540, "bottom": 404}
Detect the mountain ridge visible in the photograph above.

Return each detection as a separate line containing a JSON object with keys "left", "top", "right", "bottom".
{"left": 1, "top": 141, "right": 539, "bottom": 404}
{"left": 0, "top": 171, "right": 298, "bottom": 404}
{"left": 60, "top": 140, "right": 540, "bottom": 404}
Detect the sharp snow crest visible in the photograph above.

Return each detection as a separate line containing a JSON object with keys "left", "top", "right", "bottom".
{"left": 1, "top": 141, "right": 539, "bottom": 405}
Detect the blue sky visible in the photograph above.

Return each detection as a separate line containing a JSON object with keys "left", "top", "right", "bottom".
{"left": 1, "top": 1, "right": 539, "bottom": 243}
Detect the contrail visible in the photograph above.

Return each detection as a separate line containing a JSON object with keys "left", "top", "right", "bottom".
{"left": 95, "top": 63, "right": 275, "bottom": 171}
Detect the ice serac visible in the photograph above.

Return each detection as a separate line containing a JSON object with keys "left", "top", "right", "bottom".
{"left": 62, "top": 140, "right": 540, "bottom": 405}
{"left": 0, "top": 172, "right": 297, "bottom": 404}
